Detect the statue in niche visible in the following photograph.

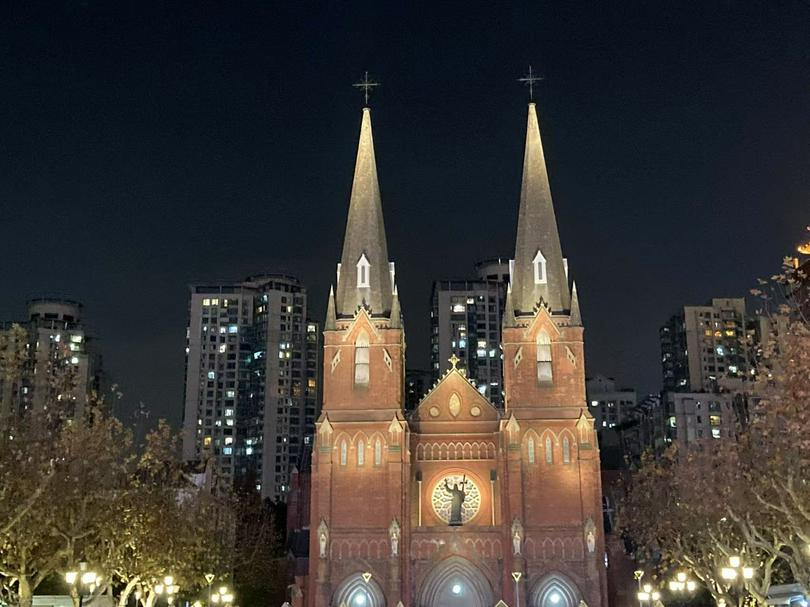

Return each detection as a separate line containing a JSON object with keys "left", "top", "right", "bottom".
{"left": 511, "top": 518, "right": 524, "bottom": 555}
{"left": 584, "top": 516, "right": 596, "bottom": 554}
{"left": 317, "top": 519, "right": 329, "bottom": 559}
{"left": 388, "top": 518, "right": 401, "bottom": 556}
{"left": 443, "top": 476, "right": 467, "bottom": 526}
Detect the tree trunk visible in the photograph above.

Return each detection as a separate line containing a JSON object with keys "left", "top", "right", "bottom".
{"left": 118, "top": 577, "right": 141, "bottom": 607}
{"left": 70, "top": 584, "right": 80, "bottom": 607}
{"left": 17, "top": 576, "right": 33, "bottom": 607}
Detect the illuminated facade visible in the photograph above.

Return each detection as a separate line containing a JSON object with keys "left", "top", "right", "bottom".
{"left": 303, "top": 104, "right": 607, "bottom": 607}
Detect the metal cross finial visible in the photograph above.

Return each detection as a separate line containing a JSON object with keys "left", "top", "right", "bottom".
{"left": 353, "top": 71, "right": 380, "bottom": 106}
{"left": 448, "top": 353, "right": 460, "bottom": 370}
{"left": 518, "top": 65, "right": 544, "bottom": 101}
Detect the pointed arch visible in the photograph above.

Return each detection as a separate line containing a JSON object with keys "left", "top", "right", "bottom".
{"left": 536, "top": 330, "right": 553, "bottom": 383}
{"left": 332, "top": 572, "right": 385, "bottom": 607}
{"left": 416, "top": 556, "right": 494, "bottom": 607}
{"left": 530, "top": 571, "right": 581, "bottom": 607}
{"left": 354, "top": 330, "right": 370, "bottom": 386}
{"left": 524, "top": 429, "right": 540, "bottom": 465}
{"left": 356, "top": 253, "right": 371, "bottom": 288}
{"left": 374, "top": 437, "right": 382, "bottom": 465}
{"left": 533, "top": 249, "right": 548, "bottom": 285}
{"left": 560, "top": 428, "right": 576, "bottom": 464}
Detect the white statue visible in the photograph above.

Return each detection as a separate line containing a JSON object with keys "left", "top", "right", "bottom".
{"left": 317, "top": 518, "right": 329, "bottom": 559}
{"left": 389, "top": 518, "right": 401, "bottom": 556}
{"left": 511, "top": 518, "right": 524, "bottom": 555}
{"left": 584, "top": 517, "right": 596, "bottom": 554}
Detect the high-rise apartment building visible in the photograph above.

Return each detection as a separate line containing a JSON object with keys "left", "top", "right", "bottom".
{"left": 585, "top": 375, "right": 636, "bottom": 431}
{"left": 181, "top": 274, "right": 320, "bottom": 502}
{"left": 662, "top": 392, "right": 736, "bottom": 445}
{"left": 430, "top": 259, "right": 508, "bottom": 407}
{"left": 404, "top": 368, "right": 431, "bottom": 412}
{"left": 660, "top": 298, "right": 751, "bottom": 393}
{"left": 1, "top": 299, "right": 101, "bottom": 422}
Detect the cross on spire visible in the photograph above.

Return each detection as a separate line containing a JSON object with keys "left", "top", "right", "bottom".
{"left": 353, "top": 71, "right": 380, "bottom": 106}
{"left": 518, "top": 65, "right": 544, "bottom": 101}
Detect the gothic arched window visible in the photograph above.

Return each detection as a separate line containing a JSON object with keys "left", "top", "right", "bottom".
{"left": 356, "top": 253, "right": 371, "bottom": 288}
{"left": 355, "top": 332, "right": 370, "bottom": 386}
{"left": 545, "top": 436, "right": 553, "bottom": 464}
{"left": 527, "top": 437, "right": 536, "bottom": 464}
{"left": 340, "top": 439, "right": 347, "bottom": 466}
{"left": 357, "top": 438, "right": 365, "bottom": 466}
{"left": 533, "top": 249, "right": 547, "bottom": 284}
{"left": 563, "top": 437, "right": 571, "bottom": 464}
{"left": 374, "top": 438, "right": 382, "bottom": 466}
{"left": 537, "top": 331, "right": 553, "bottom": 383}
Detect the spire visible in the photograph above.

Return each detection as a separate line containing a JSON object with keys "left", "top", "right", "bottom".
{"left": 510, "top": 103, "right": 570, "bottom": 316}
{"left": 503, "top": 282, "right": 517, "bottom": 329}
{"left": 334, "top": 107, "right": 393, "bottom": 318}
{"left": 389, "top": 284, "right": 402, "bottom": 329}
{"left": 570, "top": 281, "right": 582, "bottom": 326}
{"left": 325, "top": 285, "right": 337, "bottom": 330}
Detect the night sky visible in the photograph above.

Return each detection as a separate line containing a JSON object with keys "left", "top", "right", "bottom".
{"left": 2, "top": 2, "right": 807, "bottom": 424}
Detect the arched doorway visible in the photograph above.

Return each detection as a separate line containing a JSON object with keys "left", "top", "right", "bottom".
{"left": 530, "top": 572, "right": 580, "bottom": 607}
{"left": 332, "top": 573, "right": 385, "bottom": 607}
{"left": 417, "top": 556, "right": 494, "bottom": 607}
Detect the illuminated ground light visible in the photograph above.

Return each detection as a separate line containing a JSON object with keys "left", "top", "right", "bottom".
{"left": 550, "top": 592, "right": 562, "bottom": 604}
{"left": 451, "top": 583, "right": 462, "bottom": 595}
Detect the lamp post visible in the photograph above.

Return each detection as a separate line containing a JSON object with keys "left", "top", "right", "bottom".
{"left": 209, "top": 585, "right": 234, "bottom": 607}
{"left": 720, "top": 555, "right": 756, "bottom": 607}
{"left": 512, "top": 571, "right": 523, "bottom": 606}
{"left": 668, "top": 571, "right": 697, "bottom": 595}
{"left": 204, "top": 574, "right": 215, "bottom": 607}
{"left": 154, "top": 576, "right": 180, "bottom": 607}
{"left": 65, "top": 563, "right": 98, "bottom": 607}
{"left": 637, "top": 583, "right": 661, "bottom": 607}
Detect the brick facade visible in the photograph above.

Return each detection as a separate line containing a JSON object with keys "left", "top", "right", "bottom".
{"left": 300, "top": 102, "right": 607, "bottom": 607}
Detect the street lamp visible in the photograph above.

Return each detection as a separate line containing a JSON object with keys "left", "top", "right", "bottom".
{"left": 65, "top": 563, "right": 98, "bottom": 607}
{"left": 154, "top": 577, "right": 180, "bottom": 606}
{"left": 637, "top": 583, "right": 661, "bottom": 606}
{"left": 720, "top": 555, "right": 755, "bottom": 582}
{"left": 669, "top": 571, "right": 698, "bottom": 594}
{"left": 209, "top": 585, "right": 234, "bottom": 607}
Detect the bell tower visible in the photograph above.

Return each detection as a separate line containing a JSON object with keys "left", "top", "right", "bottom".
{"left": 501, "top": 101, "right": 607, "bottom": 607}
{"left": 308, "top": 104, "right": 409, "bottom": 607}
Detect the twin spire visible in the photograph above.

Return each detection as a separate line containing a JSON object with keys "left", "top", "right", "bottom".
{"left": 509, "top": 102, "right": 572, "bottom": 319}
{"left": 333, "top": 107, "right": 395, "bottom": 320}
{"left": 328, "top": 97, "right": 577, "bottom": 330}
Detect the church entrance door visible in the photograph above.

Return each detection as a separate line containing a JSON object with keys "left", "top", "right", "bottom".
{"left": 331, "top": 573, "right": 385, "bottom": 607}
{"left": 417, "top": 556, "right": 494, "bottom": 607}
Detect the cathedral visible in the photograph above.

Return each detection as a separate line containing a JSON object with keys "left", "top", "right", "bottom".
{"left": 303, "top": 99, "right": 607, "bottom": 607}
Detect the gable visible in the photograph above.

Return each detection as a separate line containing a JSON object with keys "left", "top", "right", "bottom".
{"left": 410, "top": 369, "right": 499, "bottom": 433}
